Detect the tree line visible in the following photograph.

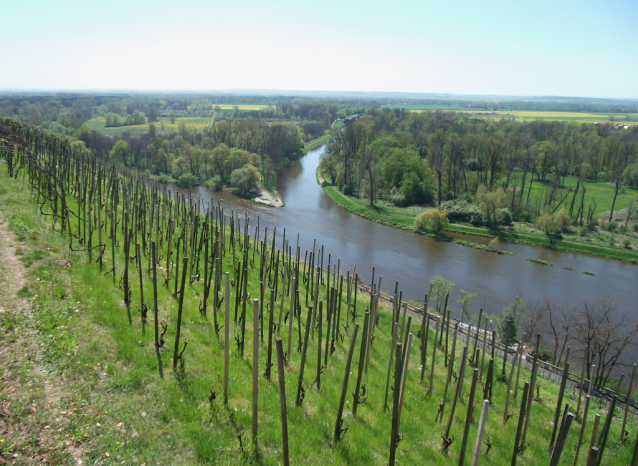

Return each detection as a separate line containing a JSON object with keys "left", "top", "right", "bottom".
{"left": 321, "top": 109, "right": 638, "bottom": 228}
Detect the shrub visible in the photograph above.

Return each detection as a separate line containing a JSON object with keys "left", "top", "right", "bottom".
{"left": 388, "top": 187, "right": 407, "bottom": 207}
{"left": 156, "top": 174, "right": 175, "bottom": 184}
{"left": 415, "top": 208, "right": 449, "bottom": 234}
{"left": 587, "top": 220, "right": 598, "bottom": 231}
{"left": 554, "top": 208, "right": 571, "bottom": 232}
{"left": 497, "top": 208, "right": 513, "bottom": 225}
{"left": 205, "top": 175, "right": 223, "bottom": 192}
{"left": 579, "top": 227, "right": 589, "bottom": 236}
{"left": 176, "top": 173, "right": 198, "bottom": 189}
{"left": 438, "top": 200, "right": 485, "bottom": 226}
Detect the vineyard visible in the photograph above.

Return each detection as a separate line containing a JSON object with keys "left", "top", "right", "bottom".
{"left": 1, "top": 116, "right": 637, "bottom": 465}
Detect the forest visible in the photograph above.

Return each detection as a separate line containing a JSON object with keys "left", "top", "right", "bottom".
{"left": 321, "top": 109, "right": 638, "bottom": 231}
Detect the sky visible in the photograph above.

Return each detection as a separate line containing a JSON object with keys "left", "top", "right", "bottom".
{"left": 1, "top": 0, "right": 637, "bottom": 99}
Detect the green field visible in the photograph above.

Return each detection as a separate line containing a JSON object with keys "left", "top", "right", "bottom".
{"left": 84, "top": 116, "right": 212, "bottom": 135}
{"left": 318, "top": 169, "right": 638, "bottom": 262}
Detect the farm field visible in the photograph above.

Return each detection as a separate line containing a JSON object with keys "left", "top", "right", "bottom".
{"left": 382, "top": 105, "right": 638, "bottom": 124}
{"left": 84, "top": 116, "right": 212, "bottom": 135}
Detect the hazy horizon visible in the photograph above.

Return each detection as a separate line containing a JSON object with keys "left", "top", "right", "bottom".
{"left": 2, "top": 0, "right": 637, "bottom": 100}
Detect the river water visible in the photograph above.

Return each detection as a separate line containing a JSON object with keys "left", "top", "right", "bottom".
{"left": 175, "top": 144, "right": 637, "bottom": 315}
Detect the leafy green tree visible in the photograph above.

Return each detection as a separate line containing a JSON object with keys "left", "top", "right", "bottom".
{"left": 148, "top": 123, "right": 156, "bottom": 138}
{"left": 169, "top": 111, "right": 176, "bottom": 124}
{"left": 415, "top": 208, "right": 449, "bottom": 234}
{"left": 230, "top": 164, "right": 260, "bottom": 195}
{"left": 109, "top": 140, "right": 128, "bottom": 165}
{"left": 456, "top": 289, "right": 478, "bottom": 323}
{"left": 429, "top": 276, "right": 455, "bottom": 315}
{"left": 497, "top": 312, "right": 519, "bottom": 347}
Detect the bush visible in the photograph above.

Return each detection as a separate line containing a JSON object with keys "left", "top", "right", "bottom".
{"left": 176, "top": 173, "right": 198, "bottom": 189}
{"left": 415, "top": 208, "right": 449, "bottom": 234}
{"left": 205, "top": 175, "right": 223, "bottom": 192}
{"left": 602, "top": 221, "right": 618, "bottom": 232}
{"left": 554, "top": 208, "right": 571, "bottom": 232}
{"left": 388, "top": 187, "right": 407, "bottom": 207}
{"left": 438, "top": 200, "right": 485, "bottom": 226}
{"left": 156, "top": 174, "right": 175, "bottom": 184}
{"left": 497, "top": 208, "right": 513, "bottom": 225}
{"left": 587, "top": 220, "right": 598, "bottom": 231}
{"left": 579, "top": 227, "right": 589, "bottom": 236}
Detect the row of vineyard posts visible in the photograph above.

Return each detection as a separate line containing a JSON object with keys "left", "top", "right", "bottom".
{"left": 1, "top": 117, "right": 637, "bottom": 465}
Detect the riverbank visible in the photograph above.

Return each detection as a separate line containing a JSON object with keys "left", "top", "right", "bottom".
{"left": 318, "top": 171, "right": 638, "bottom": 263}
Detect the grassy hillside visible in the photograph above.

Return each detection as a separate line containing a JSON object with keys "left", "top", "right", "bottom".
{"left": 0, "top": 158, "right": 636, "bottom": 465}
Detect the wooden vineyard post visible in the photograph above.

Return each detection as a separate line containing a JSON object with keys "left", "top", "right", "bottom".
{"left": 266, "top": 288, "right": 275, "bottom": 380}
{"left": 631, "top": 427, "right": 638, "bottom": 466}
{"left": 503, "top": 340, "right": 522, "bottom": 423}
{"left": 334, "top": 323, "right": 359, "bottom": 442}
{"left": 384, "top": 310, "right": 398, "bottom": 410}
{"left": 586, "top": 414, "right": 601, "bottom": 465}
{"left": 136, "top": 243, "right": 146, "bottom": 328}
{"left": 549, "top": 410, "right": 574, "bottom": 466}
{"left": 573, "top": 395, "right": 591, "bottom": 466}
{"left": 549, "top": 347, "right": 571, "bottom": 451}
{"left": 440, "top": 330, "right": 458, "bottom": 422}
{"left": 316, "top": 301, "right": 323, "bottom": 390}
{"left": 442, "top": 345, "right": 468, "bottom": 448}
{"left": 596, "top": 395, "right": 618, "bottom": 465}
{"left": 224, "top": 272, "right": 230, "bottom": 404}
{"left": 420, "top": 312, "right": 430, "bottom": 383}
{"left": 470, "top": 400, "right": 489, "bottom": 466}
{"left": 429, "top": 317, "right": 440, "bottom": 397}
{"left": 296, "top": 306, "right": 312, "bottom": 405}
{"left": 388, "top": 342, "right": 403, "bottom": 466}
{"left": 621, "top": 364, "right": 637, "bottom": 442}
{"left": 513, "top": 335, "right": 525, "bottom": 400}
{"left": 252, "top": 299, "right": 259, "bottom": 444}
{"left": 511, "top": 382, "right": 530, "bottom": 466}
{"left": 287, "top": 277, "right": 296, "bottom": 360}
{"left": 172, "top": 257, "right": 188, "bottom": 370}
{"left": 471, "top": 308, "right": 483, "bottom": 367}
{"left": 458, "top": 368, "right": 479, "bottom": 466}
{"left": 275, "top": 338, "right": 290, "bottom": 466}
{"left": 520, "top": 333, "right": 541, "bottom": 450}
{"left": 575, "top": 345, "right": 588, "bottom": 419}
{"left": 353, "top": 311, "right": 370, "bottom": 415}
{"left": 151, "top": 241, "right": 159, "bottom": 347}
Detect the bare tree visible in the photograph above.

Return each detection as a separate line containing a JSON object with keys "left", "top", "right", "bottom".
{"left": 520, "top": 298, "right": 544, "bottom": 345}
{"left": 542, "top": 297, "right": 574, "bottom": 366}
{"left": 572, "top": 298, "right": 638, "bottom": 387}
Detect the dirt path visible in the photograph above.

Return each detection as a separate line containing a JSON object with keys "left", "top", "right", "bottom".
{"left": 0, "top": 215, "right": 82, "bottom": 465}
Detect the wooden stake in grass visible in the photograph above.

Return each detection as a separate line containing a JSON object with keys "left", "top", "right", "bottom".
{"left": 384, "top": 309, "right": 399, "bottom": 410}
{"left": 252, "top": 298, "right": 259, "bottom": 444}
{"left": 549, "top": 410, "right": 574, "bottom": 466}
{"left": 334, "top": 322, "right": 359, "bottom": 442}
{"left": 620, "top": 364, "right": 636, "bottom": 442}
{"left": 573, "top": 395, "right": 591, "bottom": 466}
{"left": 353, "top": 311, "right": 370, "bottom": 415}
{"left": 275, "top": 338, "right": 290, "bottom": 466}
{"left": 503, "top": 340, "right": 522, "bottom": 423}
{"left": 224, "top": 272, "right": 230, "bottom": 404}
{"left": 429, "top": 317, "right": 440, "bottom": 397}
{"left": 443, "top": 345, "right": 468, "bottom": 449}
{"left": 511, "top": 382, "right": 530, "bottom": 466}
{"left": 151, "top": 241, "right": 159, "bottom": 347}
{"left": 458, "top": 368, "right": 479, "bottom": 466}
{"left": 296, "top": 306, "right": 312, "bottom": 406}
{"left": 316, "top": 301, "right": 323, "bottom": 390}
{"left": 596, "top": 395, "right": 617, "bottom": 466}
{"left": 471, "top": 400, "right": 490, "bottom": 466}
{"left": 549, "top": 347, "right": 571, "bottom": 452}
{"left": 388, "top": 341, "right": 403, "bottom": 466}
{"left": 172, "top": 257, "right": 188, "bottom": 371}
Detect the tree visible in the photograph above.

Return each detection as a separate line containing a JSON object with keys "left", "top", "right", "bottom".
{"left": 319, "top": 152, "right": 338, "bottom": 185}
{"left": 541, "top": 297, "right": 573, "bottom": 366}
{"left": 360, "top": 148, "right": 381, "bottom": 205}
{"left": 169, "top": 111, "right": 176, "bottom": 124}
{"left": 428, "top": 276, "right": 454, "bottom": 315}
{"left": 572, "top": 298, "right": 638, "bottom": 387}
{"left": 230, "top": 164, "right": 260, "bottom": 195}
{"left": 148, "top": 123, "right": 156, "bottom": 138}
{"left": 497, "top": 312, "right": 519, "bottom": 347}
{"left": 109, "top": 140, "right": 128, "bottom": 165}
{"left": 456, "top": 289, "right": 478, "bottom": 323}
{"left": 475, "top": 185, "right": 508, "bottom": 225}
{"left": 415, "top": 208, "right": 449, "bottom": 234}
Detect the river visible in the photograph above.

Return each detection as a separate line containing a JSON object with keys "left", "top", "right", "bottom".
{"left": 174, "top": 144, "right": 638, "bottom": 315}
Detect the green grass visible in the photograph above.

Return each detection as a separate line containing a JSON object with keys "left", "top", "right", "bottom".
{"left": 318, "top": 169, "right": 638, "bottom": 262}
{"left": 0, "top": 162, "right": 636, "bottom": 465}
{"left": 84, "top": 116, "right": 212, "bottom": 135}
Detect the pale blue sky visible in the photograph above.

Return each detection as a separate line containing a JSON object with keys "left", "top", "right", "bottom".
{"left": 2, "top": 0, "right": 637, "bottom": 98}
